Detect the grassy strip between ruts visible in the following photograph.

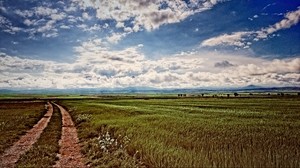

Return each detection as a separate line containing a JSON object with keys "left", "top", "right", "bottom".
{"left": 61, "top": 97, "right": 300, "bottom": 167}
{"left": 0, "top": 101, "right": 46, "bottom": 155}
{"left": 16, "top": 103, "right": 62, "bottom": 167}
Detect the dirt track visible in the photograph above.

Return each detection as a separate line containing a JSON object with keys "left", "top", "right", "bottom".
{"left": 0, "top": 102, "right": 54, "bottom": 168}
{"left": 53, "top": 103, "right": 86, "bottom": 168}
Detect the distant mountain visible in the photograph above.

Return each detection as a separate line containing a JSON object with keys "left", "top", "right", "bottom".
{"left": 0, "top": 86, "right": 299, "bottom": 95}
{"left": 242, "top": 85, "right": 261, "bottom": 90}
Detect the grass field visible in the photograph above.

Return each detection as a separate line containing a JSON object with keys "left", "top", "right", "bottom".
{"left": 60, "top": 97, "right": 300, "bottom": 167}
{"left": 0, "top": 101, "right": 46, "bottom": 154}
{"left": 16, "top": 103, "right": 62, "bottom": 167}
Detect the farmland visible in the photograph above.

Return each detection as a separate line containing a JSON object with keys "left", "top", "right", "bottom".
{"left": 0, "top": 95, "right": 299, "bottom": 167}
{"left": 59, "top": 96, "right": 300, "bottom": 167}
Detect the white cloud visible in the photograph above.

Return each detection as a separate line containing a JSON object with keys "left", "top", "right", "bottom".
{"left": 106, "top": 33, "right": 127, "bottom": 44}
{"left": 82, "top": 12, "right": 92, "bottom": 20}
{"left": 201, "top": 31, "right": 253, "bottom": 47}
{"left": 0, "top": 6, "right": 7, "bottom": 13}
{"left": 1, "top": 41, "right": 299, "bottom": 89}
{"left": 14, "top": 9, "right": 34, "bottom": 18}
{"left": 3, "top": 26, "right": 23, "bottom": 34}
{"left": 72, "top": 0, "right": 224, "bottom": 31}
{"left": 34, "top": 6, "right": 58, "bottom": 16}
{"left": 50, "top": 12, "right": 66, "bottom": 21}
{"left": 37, "top": 20, "right": 56, "bottom": 32}
{"left": 60, "top": 25, "right": 71, "bottom": 29}
{"left": 24, "top": 19, "right": 34, "bottom": 26}
{"left": 201, "top": 8, "right": 300, "bottom": 48}
{"left": 0, "top": 15, "right": 11, "bottom": 26}
{"left": 257, "top": 8, "right": 300, "bottom": 39}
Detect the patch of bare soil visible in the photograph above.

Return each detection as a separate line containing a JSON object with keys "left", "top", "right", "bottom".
{"left": 0, "top": 102, "right": 54, "bottom": 168}
{"left": 53, "top": 103, "right": 86, "bottom": 168}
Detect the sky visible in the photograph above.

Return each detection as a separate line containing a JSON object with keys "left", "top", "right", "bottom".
{"left": 0, "top": 0, "right": 299, "bottom": 89}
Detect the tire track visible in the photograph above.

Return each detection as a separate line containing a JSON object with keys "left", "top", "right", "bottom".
{"left": 53, "top": 103, "right": 86, "bottom": 168}
{"left": 0, "top": 102, "right": 54, "bottom": 168}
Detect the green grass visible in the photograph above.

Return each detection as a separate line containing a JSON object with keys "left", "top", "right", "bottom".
{"left": 61, "top": 97, "right": 300, "bottom": 167}
{"left": 0, "top": 101, "right": 46, "bottom": 154}
{"left": 16, "top": 103, "right": 62, "bottom": 167}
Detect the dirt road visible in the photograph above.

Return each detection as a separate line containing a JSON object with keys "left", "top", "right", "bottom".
{"left": 53, "top": 103, "right": 86, "bottom": 168}
{"left": 0, "top": 102, "right": 54, "bottom": 168}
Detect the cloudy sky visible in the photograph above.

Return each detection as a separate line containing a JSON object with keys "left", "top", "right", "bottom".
{"left": 0, "top": 0, "right": 299, "bottom": 89}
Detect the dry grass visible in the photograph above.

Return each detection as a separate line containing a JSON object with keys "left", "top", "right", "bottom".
{"left": 0, "top": 101, "right": 46, "bottom": 154}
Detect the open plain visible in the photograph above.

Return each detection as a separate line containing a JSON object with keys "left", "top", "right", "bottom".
{"left": 0, "top": 95, "right": 299, "bottom": 167}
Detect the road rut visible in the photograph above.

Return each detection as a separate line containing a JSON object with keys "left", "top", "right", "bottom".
{"left": 53, "top": 103, "right": 86, "bottom": 168}
{"left": 0, "top": 102, "right": 54, "bottom": 168}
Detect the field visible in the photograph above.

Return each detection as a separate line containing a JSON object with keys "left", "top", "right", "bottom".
{"left": 58, "top": 96, "right": 300, "bottom": 167}
{"left": 0, "top": 101, "right": 46, "bottom": 154}
{"left": 0, "top": 96, "right": 299, "bottom": 167}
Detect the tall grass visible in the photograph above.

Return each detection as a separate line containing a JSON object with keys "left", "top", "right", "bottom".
{"left": 61, "top": 97, "right": 300, "bottom": 167}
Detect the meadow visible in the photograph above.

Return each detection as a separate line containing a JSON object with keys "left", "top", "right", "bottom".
{"left": 0, "top": 101, "right": 46, "bottom": 154}
{"left": 60, "top": 96, "right": 300, "bottom": 167}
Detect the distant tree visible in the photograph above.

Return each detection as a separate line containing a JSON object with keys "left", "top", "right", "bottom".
{"left": 234, "top": 93, "right": 239, "bottom": 97}
{"left": 298, "top": 93, "right": 300, "bottom": 96}
{"left": 227, "top": 94, "right": 230, "bottom": 98}
{"left": 249, "top": 93, "right": 253, "bottom": 96}
{"left": 267, "top": 93, "right": 270, "bottom": 96}
{"left": 201, "top": 93, "right": 204, "bottom": 97}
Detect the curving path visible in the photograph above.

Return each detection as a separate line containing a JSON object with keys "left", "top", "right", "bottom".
{"left": 53, "top": 103, "right": 86, "bottom": 168}
{"left": 0, "top": 102, "right": 54, "bottom": 168}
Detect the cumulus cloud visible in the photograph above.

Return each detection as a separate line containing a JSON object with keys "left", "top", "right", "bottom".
{"left": 201, "top": 7, "right": 300, "bottom": 48}
{"left": 1, "top": 40, "right": 299, "bottom": 89}
{"left": 106, "top": 33, "right": 128, "bottom": 44}
{"left": 72, "top": 0, "right": 224, "bottom": 31}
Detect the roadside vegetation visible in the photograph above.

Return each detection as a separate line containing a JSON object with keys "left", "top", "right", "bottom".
{"left": 16, "top": 103, "right": 62, "bottom": 167}
{"left": 0, "top": 101, "right": 46, "bottom": 154}
{"left": 61, "top": 97, "right": 300, "bottom": 167}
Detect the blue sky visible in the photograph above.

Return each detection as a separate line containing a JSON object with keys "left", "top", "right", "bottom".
{"left": 0, "top": 0, "right": 299, "bottom": 89}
